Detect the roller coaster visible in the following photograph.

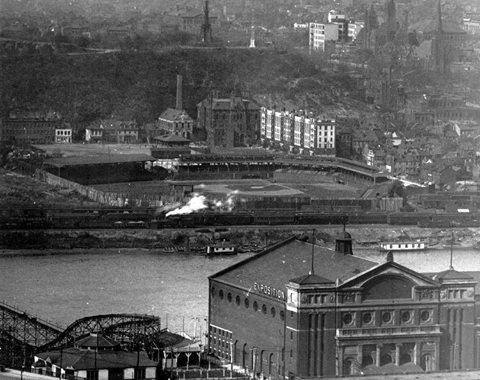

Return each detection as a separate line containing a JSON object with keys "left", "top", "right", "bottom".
{"left": 0, "top": 301, "right": 165, "bottom": 369}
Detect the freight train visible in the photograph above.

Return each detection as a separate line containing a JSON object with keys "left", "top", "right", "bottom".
{"left": 1, "top": 207, "right": 480, "bottom": 230}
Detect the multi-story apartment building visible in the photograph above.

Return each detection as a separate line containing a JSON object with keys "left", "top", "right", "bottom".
{"left": 197, "top": 93, "right": 260, "bottom": 149}
{"left": 0, "top": 115, "right": 64, "bottom": 144}
{"left": 260, "top": 107, "right": 336, "bottom": 155}
{"left": 309, "top": 22, "right": 338, "bottom": 52}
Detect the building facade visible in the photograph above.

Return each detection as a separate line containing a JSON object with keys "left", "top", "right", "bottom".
{"left": 157, "top": 75, "right": 194, "bottom": 139}
{"left": 309, "top": 22, "right": 338, "bottom": 52}
{"left": 464, "top": 17, "right": 480, "bottom": 35}
{"left": 85, "top": 120, "right": 138, "bottom": 143}
{"left": 157, "top": 109, "right": 194, "bottom": 139}
{"left": 197, "top": 94, "right": 260, "bottom": 149}
{"left": 55, "top": 127, "right": 72, "bottom": 143}
{"left": 208, "top": 236, "right": 480, "bottom": 378}
{"left": 33, "top": 334, "right": 157, "bottom": 380}
{"left": 260, "top": 107, "right": 335, "bottom": 155}
{"left": 0, "top": 118, "right": 63, "bottom": 144}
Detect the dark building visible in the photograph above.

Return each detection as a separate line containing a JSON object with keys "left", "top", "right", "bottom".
{"left": 1, "top": 115, "right": 63, "bottom": 145}
{"left": 208, "top": 236, "right": 480, "bottom": 378}
{"left": 197, "top": 92, "right": 260, "bottom": 149}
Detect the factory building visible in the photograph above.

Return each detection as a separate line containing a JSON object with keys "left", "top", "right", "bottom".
{"left": 208, "top": 235, "right": 479, "bottom": 378}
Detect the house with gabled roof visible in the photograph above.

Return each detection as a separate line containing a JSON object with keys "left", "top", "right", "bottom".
{"left": 208, "top": 234, "right": 479, "bottom": 378}
{"left": 32, "top": 333, "right": 157, "bottom": 380}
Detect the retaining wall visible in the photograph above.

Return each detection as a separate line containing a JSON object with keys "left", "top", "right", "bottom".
{"left": 35, "top": 169, "right": 174, "bottom": 208}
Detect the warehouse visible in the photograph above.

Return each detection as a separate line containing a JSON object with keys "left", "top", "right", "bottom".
{"left": 208, "top": 234, "right": 479, "bottom": 378}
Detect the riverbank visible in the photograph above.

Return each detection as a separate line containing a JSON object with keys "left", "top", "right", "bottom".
{"left": 1, "top": 225, "right": 480, "bottom": 251}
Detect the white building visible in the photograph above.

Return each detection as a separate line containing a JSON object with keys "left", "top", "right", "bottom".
{"left": 309, "top": 22, "right": 339, "bottom": 51}
{"left": 260, "top": 107, "right": 336, "bottom": 154}
{"left": 348, "top": 21, "right": 364, "bottom": 41}
{"left": 55, "top": 127, "right": 72, "bottom": 143}
{"left": 464, "top": 18, "right": 480, "bottom": 35}
{"left": 315, "top": 119, "right": 335, "bottom": 149}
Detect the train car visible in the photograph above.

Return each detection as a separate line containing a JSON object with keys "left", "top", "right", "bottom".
{"left": 349, "top": 212, "right": 388, "bottom": 224}
{"left": 203, "top": 211, "right": 254, "bottom": 226}
{"left": 387, "top": 212, "right": 432, "bottom": 226}
{"left": 252, "top": 211, "right": 296, "bottom": 225}
{"left": 294, "top": 212, "right": 347, "bottom": 225}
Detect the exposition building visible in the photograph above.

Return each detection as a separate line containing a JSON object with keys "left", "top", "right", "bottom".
{"left": 208, "top": 234, "right": 480, "bottom": 378}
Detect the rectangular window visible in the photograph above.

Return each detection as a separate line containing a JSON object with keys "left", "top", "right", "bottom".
{"left": 134, "top": 368, "right": 145, "bottom": 380}
{"left": 87, "top": 371, "right": 99, "bottom": 380}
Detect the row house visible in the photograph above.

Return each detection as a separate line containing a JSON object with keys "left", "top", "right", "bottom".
{"left": 85, "top": 119, "right": 139, "bottom": 144}
{"left": 260, "top": 107, "right": 335, "bottom": 155}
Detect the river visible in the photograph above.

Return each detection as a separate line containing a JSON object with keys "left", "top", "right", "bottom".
{"left": 0, "top": 246, "right": 479, "bottom": 336}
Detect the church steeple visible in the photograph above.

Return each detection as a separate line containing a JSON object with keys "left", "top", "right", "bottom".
{"left": 385, "top": 0, "right": 397, "bottom": 42}
{"left": 432, "top": 0, "right": 446, "bottom": 73}
{"left": 436, "top": 0, "right": 443, "bottom": 34}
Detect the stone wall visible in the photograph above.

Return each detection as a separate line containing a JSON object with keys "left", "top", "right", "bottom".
{"left": 35, "top": 169, "right": 174, "bottom": 208}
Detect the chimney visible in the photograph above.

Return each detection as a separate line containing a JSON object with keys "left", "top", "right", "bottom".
{"left": 176, "top": 74, "right": 183, "bottom": 110}
{"left": 335, "top": 224, "right": 353, "bottom": 255}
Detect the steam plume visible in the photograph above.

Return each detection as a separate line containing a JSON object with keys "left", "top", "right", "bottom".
{"left": 166, "top": 194, "right": 208, "bottom": 216}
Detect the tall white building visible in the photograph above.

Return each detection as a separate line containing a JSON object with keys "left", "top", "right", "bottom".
{"left": 260, "top": 107, "right": 336, "bottom": 154}
{"left": 309, "top": 22, "right": 338, "bottom": 51}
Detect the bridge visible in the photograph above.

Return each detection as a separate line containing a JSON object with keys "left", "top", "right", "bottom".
{"left": 0, "top": 302, "right": 164, "bottom": 368}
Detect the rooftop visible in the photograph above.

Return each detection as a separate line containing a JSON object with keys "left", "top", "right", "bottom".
{"left": 211, "top": 238, "right": 378, "bottom": 292}
{"left": 36, "top": 348, "right": 156, "bottom": 370}
{"left": 44, "top": 154, "right": 155, "bottom": 167}
{"left": 159, "top": 108, "right": 193, "bottom": 122}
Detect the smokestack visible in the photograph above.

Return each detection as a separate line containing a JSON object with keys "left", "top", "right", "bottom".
{"left": 176, "top": 74, "right": 183, "bottom": 110}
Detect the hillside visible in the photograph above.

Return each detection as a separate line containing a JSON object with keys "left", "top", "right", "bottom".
{"left": 0, "top": 48, "right": 369, "bottom": 125}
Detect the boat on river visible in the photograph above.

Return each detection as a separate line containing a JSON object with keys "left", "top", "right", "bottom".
{"left": 206, "top": 244, "right": 237, "bottom": 256}
{"left": 380, "top": 242, "right": 426, "bottom": 251}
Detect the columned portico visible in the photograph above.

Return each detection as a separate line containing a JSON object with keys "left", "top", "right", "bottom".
{"left": 336, "top": 333, "right": 442, "bottom": 375}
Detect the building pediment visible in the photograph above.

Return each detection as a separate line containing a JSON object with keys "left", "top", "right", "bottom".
{"left": 339, "top": 261, "right": 438, "bottom": 301}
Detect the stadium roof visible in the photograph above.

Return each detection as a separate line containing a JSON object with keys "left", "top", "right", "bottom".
{"left": 44, "top": 154, "right": 155, "bottom": 167}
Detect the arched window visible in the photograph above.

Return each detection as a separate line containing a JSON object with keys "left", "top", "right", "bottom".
{"left": 243, "top": 344, "right": 249, "bottom": 370}
{"left": 421, "top": 354, "right": 434, "bottom": 371}
{"left": 399, "top": 353, "right": 412, "bottom": 365}
{"left": 380, "top": 353, "right": 393, "bottom": 366}
{"left": 342, "top": 358, "right": 355, "bottom": 375}
{"left": 268, "top": 353, "right": 274, "bottom": 375}
{"left": 362, "top": 275, "right": 414, "bottom": 300}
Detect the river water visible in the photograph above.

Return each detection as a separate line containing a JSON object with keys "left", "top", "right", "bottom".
{"left": 1, "top": 247, "right": 479, "bottom": 335}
